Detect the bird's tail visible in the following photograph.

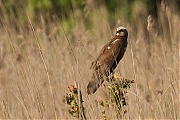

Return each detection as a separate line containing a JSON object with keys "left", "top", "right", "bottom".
{"left": 87, "top": 75, "right": 104, "bottom": 94}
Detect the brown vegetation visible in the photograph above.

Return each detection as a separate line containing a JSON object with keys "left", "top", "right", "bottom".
{"left": 0, "top": 1, "right": 179, "bottom": 119}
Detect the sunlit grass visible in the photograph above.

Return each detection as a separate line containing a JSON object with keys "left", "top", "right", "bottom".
{"left": 0, "top": 1, "right": 179, "bottom": 119}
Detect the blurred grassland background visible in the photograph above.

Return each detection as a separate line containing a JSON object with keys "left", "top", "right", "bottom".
{"left": 0, "top": 0, "right": 179, "bottom": 119}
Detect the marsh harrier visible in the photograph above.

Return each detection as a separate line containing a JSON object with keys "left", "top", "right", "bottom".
{"left": 87, "top": 26, "right": 128, "bottom": 94}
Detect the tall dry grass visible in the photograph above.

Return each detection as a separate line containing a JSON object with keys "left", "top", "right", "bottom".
{"left": 0, "top": 1, "right": 179, "bottom": 119}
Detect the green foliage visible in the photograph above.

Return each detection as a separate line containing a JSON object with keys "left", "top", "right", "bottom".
{"left": 1, "top": 0, "right": 27, "bottom": 23}
{"left": 63, "top": 85, "right": 85, "bottom": 119}
{"left": 63, "top": 74, "right": 134, "bottom": 119}
{"left": 105, "top": 0, "right": 134, "bottom": 16}
{"left": 96, "top": 74, "right": 134, "bottom": 119}
{"left": 3, "top": 0, "right": 179, "bottom": 34}
{"left": 64, "top": 93, "right": 79, "bottom": 117}
{"left": 28, "top": 0, "right": 52, "bottom": 10}
{"left": 49, "top": 0, "right": 84, "bottom": 18}
{"left": 63, "top": 86, "right": 79, "bottom": 118}
{"left": 108, "top": 74, "right": 134, "bottom": 111}
{"left": 1, "top": 0, "right": 161, "bottom": 23}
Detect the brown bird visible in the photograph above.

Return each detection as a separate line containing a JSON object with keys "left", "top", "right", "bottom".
{"left": 87, "top": 26, "right": 128, "bottom": 94}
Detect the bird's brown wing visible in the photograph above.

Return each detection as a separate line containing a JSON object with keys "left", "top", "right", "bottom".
{"left": 91, "top": 38, "right": 122, "bottom": 71}
{"left": 87, "top": 38, "right": 122, "bottom": 94}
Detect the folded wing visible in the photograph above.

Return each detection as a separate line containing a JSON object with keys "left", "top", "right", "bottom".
{"left": 87, "top": 38, "right": 123, "bottom": 94}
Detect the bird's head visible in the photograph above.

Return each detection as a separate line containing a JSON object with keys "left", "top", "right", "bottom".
{"left": 116, "top": 26, "right": 128, "bottom": 37}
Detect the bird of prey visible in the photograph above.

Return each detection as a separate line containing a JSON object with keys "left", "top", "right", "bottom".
{"left": 87, "top": 26, "right": 128, "bottom": 94}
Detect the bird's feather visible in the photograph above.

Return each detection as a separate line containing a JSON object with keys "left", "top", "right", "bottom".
{"left": 87, "top": 27, "right": 128, "bottom": 94}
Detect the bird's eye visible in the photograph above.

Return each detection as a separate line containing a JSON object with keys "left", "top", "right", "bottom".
{"left": 116, "top": 29, "right": 123, "bottom": 33}
{"left": 117, "top": 29, "right": 124, "bottom": 33}
{"left": 116, "top": 29, "right": 128, "bottom": 36}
